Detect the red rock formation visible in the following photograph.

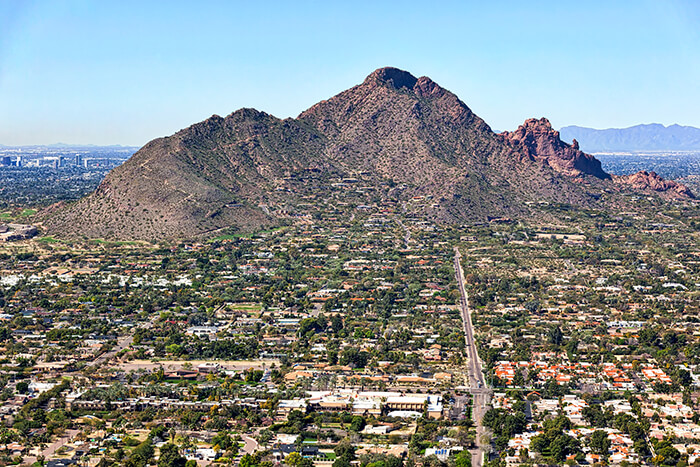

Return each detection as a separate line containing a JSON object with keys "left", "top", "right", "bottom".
{"left": 613, "top": 171, "right": 695, "bottom": 199}
{"left": 503, "top": 118, "right": 694, "bottom": 198}
{"left": 502, "top": 118, "right": 610, "bottom": 179}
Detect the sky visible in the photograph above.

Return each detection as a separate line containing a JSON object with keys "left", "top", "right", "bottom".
{"left": 0, "top": 0, "right": 698, "bottom": 146}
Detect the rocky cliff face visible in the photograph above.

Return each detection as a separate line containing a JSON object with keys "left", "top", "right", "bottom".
{"left": 501, "top": 118, "right": 610, "bottom": 179}
{"left": 613, "top": 171, "right": 695, "bottom": 199}
{"left": 500, "top": 118, "right": 694, "bottom": 198}
{"left": 41, "top": 67, "right": 695, "bottom": 240}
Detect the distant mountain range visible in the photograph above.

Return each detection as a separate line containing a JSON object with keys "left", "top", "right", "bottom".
{"left": 41, "top": 67, "right": 695, "bottom": 240}
{"left": 560, "top": 124, "right": 700, "bottom": 153}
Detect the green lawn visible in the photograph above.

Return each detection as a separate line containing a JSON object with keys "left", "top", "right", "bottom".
{"left": 0, "top": 208, "right": 37, "bottom": 222}
{"left": 37, "top": 236, "right": 62, "bottom": 243}
{"left": 19, "top": 208, "right": 37, "bottom": 217}
{"left": 209, "top": 234, "right": 242, "bottom": 242}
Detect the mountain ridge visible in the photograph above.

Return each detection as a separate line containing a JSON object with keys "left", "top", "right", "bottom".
{"left": 560, "top": 123, "right": 700, "bottom": 152}
{"left": 40, "top": 67, "right": 694, "bottom": 241}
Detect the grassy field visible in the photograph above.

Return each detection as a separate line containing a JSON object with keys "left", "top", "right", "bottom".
{"left": 1, "top": 208, "right": 37, "bottom": 222}
{"left": 19, "top": 208, "right": 37, "bottom": 217}
{"left": 37, "top": 237, "right": 62, "bottom": 243}
{"left": 230, "top": 303, "right": 262, "bottom": 312}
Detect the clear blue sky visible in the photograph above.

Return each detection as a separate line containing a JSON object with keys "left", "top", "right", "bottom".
{"left": 1, "top": 0, "right": 698, "bottom": 146}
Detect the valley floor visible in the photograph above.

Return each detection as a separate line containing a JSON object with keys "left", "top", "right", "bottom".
{"left": 0, "top": 191, "right": 699, "bottom": 467}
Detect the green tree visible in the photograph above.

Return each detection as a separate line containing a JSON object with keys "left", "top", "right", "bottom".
{"left": 454, "top": 449, "right": 471, "bottom": 467}
{"left": 126, "top": 439, "right": 154, "bottom": 467}
{"left": 150, "top": 425, "right": 168, "bottom": 441}
{"left": 349, "top": 416, "right": 366, "bottom": 432}
{"left": 340, "top": 347, "right": 369, "bottom": 368}
{"left": 334, "top": 439, "right": 356, "bottom": 467}
{"left": 285, "top": 452, "right": 313, "bottom": 467}
{"left": 653, "top": 439, "right": 681, "bottom": 466}
{"left": 589, "top": 430, "right": 610, "bottom": 455}
{"left": 548, "top": 326, "right": 563, "bottom": 346}
{"left": 158, "top": 443, "right": 186, "bottom": 467}
{"left": 212, "top": 432, "right": 234, "bottom": 450}
{"left": 529, "top": 415, "right": 580, "bottom": 463}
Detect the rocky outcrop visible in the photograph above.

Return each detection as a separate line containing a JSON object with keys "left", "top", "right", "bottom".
{"left": 613, "top": 171, "right": 695, "bottom": 199}
{"left": 502, "top": 118, "right": 610, "bottom": 180}
{"left": 503, "top": 119, "right": 694, "bottom": 198}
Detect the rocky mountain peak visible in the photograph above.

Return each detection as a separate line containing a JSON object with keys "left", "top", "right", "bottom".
{"left": 365, "top": 67, "right": 418, "bottom": 90}
{"left": 502, "top": 118, "right": 610, "bottom": 180}
{"left": 363, "top": 67, "right": 446, "bottom": 99}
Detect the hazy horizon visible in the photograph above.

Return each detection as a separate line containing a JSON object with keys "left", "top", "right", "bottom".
{"left": 1, "top": 1, "right": 698, "bottom": 146}
{"left": 3, "top": 122, "right": 700, "bottom": 149}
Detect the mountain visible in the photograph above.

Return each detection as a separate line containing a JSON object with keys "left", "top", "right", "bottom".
{"left": 560, "top": 124, "right": 700, "bottom": 152}
{"left": 41, "top": 67, "right": 692, "bottom": 241}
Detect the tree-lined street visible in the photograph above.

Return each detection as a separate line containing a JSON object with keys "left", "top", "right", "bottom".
{"left": 454, "top": 247, "right": 492, "bottom": 467}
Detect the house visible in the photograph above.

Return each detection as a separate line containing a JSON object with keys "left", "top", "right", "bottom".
{"left": 277, "top": 399, "right": 308, "bottom": 417}
{"left": 186, "top": 326, "right": 219, "bottom": 338}
{"left": 197, "top": 362, "right": 221, "bottom": 374}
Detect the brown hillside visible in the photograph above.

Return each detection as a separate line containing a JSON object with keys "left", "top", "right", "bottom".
{"left": 41, "top": 67, "right": 692, "bottom": 240}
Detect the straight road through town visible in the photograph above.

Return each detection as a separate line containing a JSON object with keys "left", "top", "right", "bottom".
{"left": 454, "top": 247, "right": 492, "bottom": 467}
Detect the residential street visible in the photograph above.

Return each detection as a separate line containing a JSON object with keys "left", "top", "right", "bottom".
{"left": 24, "top": 429, "right": 80, "bottom": 465}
